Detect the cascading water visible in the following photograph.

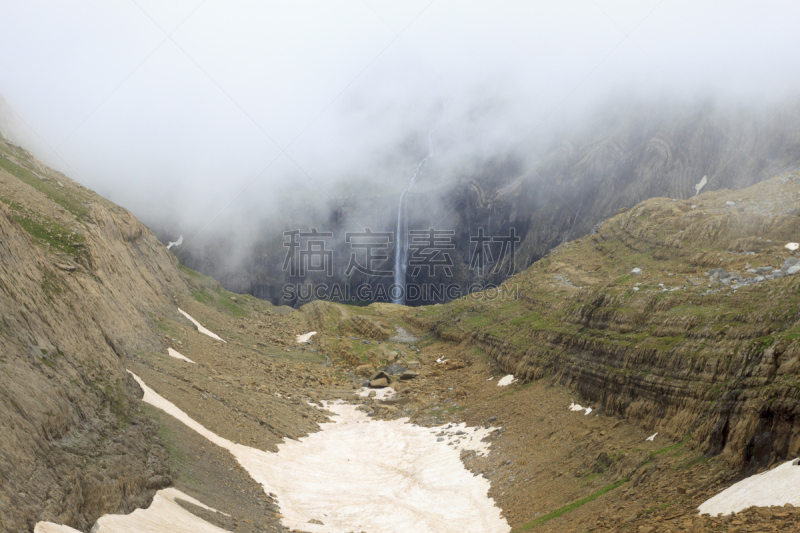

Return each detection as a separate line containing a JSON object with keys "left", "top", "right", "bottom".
{"left": 393, "top": 129, "right": 435, "bottom": 304}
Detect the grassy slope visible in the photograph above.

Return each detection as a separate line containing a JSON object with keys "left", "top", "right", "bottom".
{"left": 408, "top": 172, "right": 800, "bottom": 463}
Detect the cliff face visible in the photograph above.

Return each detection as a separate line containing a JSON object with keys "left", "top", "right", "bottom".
{"left": 174, "top": 100, "right": 800, "bottom": 306}
{"left": 485, "top": 102, "right": 800, "bottom": 276}
{"left": 410, "top": 171, "right": 800, "bottom": 470}
{"left": 0, "top": 139, "right": 189, "bottom": 531}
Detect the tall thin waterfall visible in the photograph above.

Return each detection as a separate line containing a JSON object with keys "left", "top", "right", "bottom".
{"left": 393, "top": 129, "right": 435, "bottom": 304}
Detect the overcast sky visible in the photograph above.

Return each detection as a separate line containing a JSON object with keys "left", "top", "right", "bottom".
{"left": 1, "top": 1, "right": 799, "bottom": 238}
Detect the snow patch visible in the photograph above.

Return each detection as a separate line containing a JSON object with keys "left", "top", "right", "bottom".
{"left": 356, "top": 387, "right": 396, "bottom": 400}
{"left": 646, "top": 432, "right": 658, "bottom": 442}
{"left": 296, "top": 332, "right": 317, "bottom": 343}
{"left": 168, "top": 348, "right": 196, "bottom": 364}
{"left": 35, "top": 487, "right": 228, "bottom": 533}
{"left": 699, "top": 459, "right": 800, "bottom": 516}
{"left": 497, "top": 375, "right": 516, "bottom": 387}
{"left": 436, "top": 357, "right": 449, "bottom": 364}
{"left": 178, "top": 309, "right": 225, "bottom": 342}
{"left": 786, "top": 242, "right": 799, "bottom": 251}
{"left": 128, "top": 372, "right": 509, "bottom": 533}
{"left": 568, "top": 402, "right": 592, "bottom": 415}
{"left": 167, "top": 235, "right": 184, "bottom": 250}
{"left": 694, "top": 175, "right": 707, "bottom": 196}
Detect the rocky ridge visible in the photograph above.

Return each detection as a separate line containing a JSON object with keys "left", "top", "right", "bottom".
{"left": 0, "top": 138, "right": 188, "bottom": 531}
{"left": 409, "top": 172, "right": 800, "bottom": 471}
{"left": 173, "top": 100, "right": 800, "bottom": 306}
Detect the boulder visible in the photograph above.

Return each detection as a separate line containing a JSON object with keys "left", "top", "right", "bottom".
{"left": 355, "top": 364, "right": 375, "bottom": 377}
{"left": 369, "top": 377, "right": 389, "bottom": 388}
{"left": 381, "top": 364, "right": 407, "bottom": 376}
{"left": 399, "top": 371, "right": 418, "bottom": 380}
{"left": 369, "top": 370, "right": 392, "bottom": 383}
{"left": 783, "top": 257, "right": 800, "bottom": 272}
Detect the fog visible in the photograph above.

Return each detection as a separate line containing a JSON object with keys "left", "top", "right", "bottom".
{"left": 1, "top": 0, "right": 800, "bottom": 252}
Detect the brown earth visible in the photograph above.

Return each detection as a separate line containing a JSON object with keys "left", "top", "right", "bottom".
{"left": 300, "top": 311, "right": 800, "bottom": 532}
{"left": 154, "top": 297, "right": 800, "bottom": 533}
{"left": 408, "top": 172, "right": 800, "bottom": 476}
{"left": 0, "top": 139, "right": 187, "bottom": 531}
{"left": 4, "top": 132, "right": 800, "bottom": 533}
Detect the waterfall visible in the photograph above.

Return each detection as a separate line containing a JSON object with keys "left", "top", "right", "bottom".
{"left": 393, "top": 129, "right": 436, "bottom": 304}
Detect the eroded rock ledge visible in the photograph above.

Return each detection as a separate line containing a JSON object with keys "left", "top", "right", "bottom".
{"left": 409, "top": 172, "right": 800, "bottom": 471}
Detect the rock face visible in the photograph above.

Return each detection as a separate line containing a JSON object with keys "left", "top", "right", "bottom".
{"left": 411, "top": 172, "right": 800, "bottom": 471}
{"left": 172, "top": 100, "right": 800, "bottom": 306}
{"left": 0, "top": 139, "right": 189, "bottom": 530}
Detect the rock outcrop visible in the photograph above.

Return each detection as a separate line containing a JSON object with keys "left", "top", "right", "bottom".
{"left": 173, "top": 99, "right": 800, "bottom": 306}
{"left": 0, "top": 139, "right": 189, "bottom": 531}
{"left": 410, "top": 172, "right": 800, "bottom": 471}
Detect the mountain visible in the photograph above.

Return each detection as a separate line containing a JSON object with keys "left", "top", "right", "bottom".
{"left": 5, "top": 127, "right": 800, "bottom": 532}
{"left": 0, "top": 137, "right": 186, "bottom": 530}
{"left": 173, "top": 99, "right": 800, "bottom": 307}
{"left": 408, "top": 171, "right": 800, "bottom": 470}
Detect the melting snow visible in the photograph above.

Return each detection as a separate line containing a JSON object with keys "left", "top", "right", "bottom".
{"left": 178, "top": 309, "right": 225, "bottom": 342}
{"left": 568, "top": 402, "right": 591, "bottom": 415}
{"left": 356, "top": 387, "right": 396, "bottom": 400}
{"left": 436, "top": 357, "right": 449, "bottom": 364}
{"left": 167, "top": 348, "right": 196, "bottom": 364}
{"left": 695, "top": 175, "right": 707, "bottom": 196}
{"left": 699, "top": 459, "right": 800, "bottom": 516}
{"left": 35, "top": 487, "right": 228, "bottom": 533}
{"left": 497, "top": 375, "right": 516, "bottom": 387}
{"left": 646, "top": 432, "right": 658, "bottom": 441}
{"left": 127, "top": 372, "right": 509, "bottom": 533}
{"left": 296, "top": 332, "right": 317, "bottom": 343}
{"left": 167, "top": 235, "right": 184, "bottom": 250}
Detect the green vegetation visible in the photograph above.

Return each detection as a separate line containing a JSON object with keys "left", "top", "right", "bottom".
{"left": 678, "top": 455, "right": 709, "bottom": 470}
{"left": 105, "top": 380, "right": 130, "bottom": 428}
{"left": 192, "top": 288, "right": 248, "bottom": 317}
{"left": 430, "top": 405, "right": 467, "bottom": 417}
{"left": 518, "top": 478, "right": 627, "bottom": 529}
{"left": 751, "top": 335, "right": 776, "bottom": 351}
{"left": 41, "top": 269, "right": 65, "bottom": 297}
{"left": 463, "top": 314, "right": 495, "bottom": 328}
{"left": 782, "top": 328, "right": 800, "bottom": 341}
{"left": 181, "top": 265, "right": 249, "bottom": 317}
{"left": 499, "top": 381, "right": 534, "bottom": 398}
{"left": 12, "top": 214, "right": 88, "bottom": 261}
{"left": 640, "top": 436, "right": 691, "bottom": 467}
{"left": 0, "top": 154, "right": 88, "bottom": 217}
{"left": 145, "top": 406, "right": 199, "bottom": 487}
{"left": 179, "top": 264, "right": 209, "bottom": 281}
